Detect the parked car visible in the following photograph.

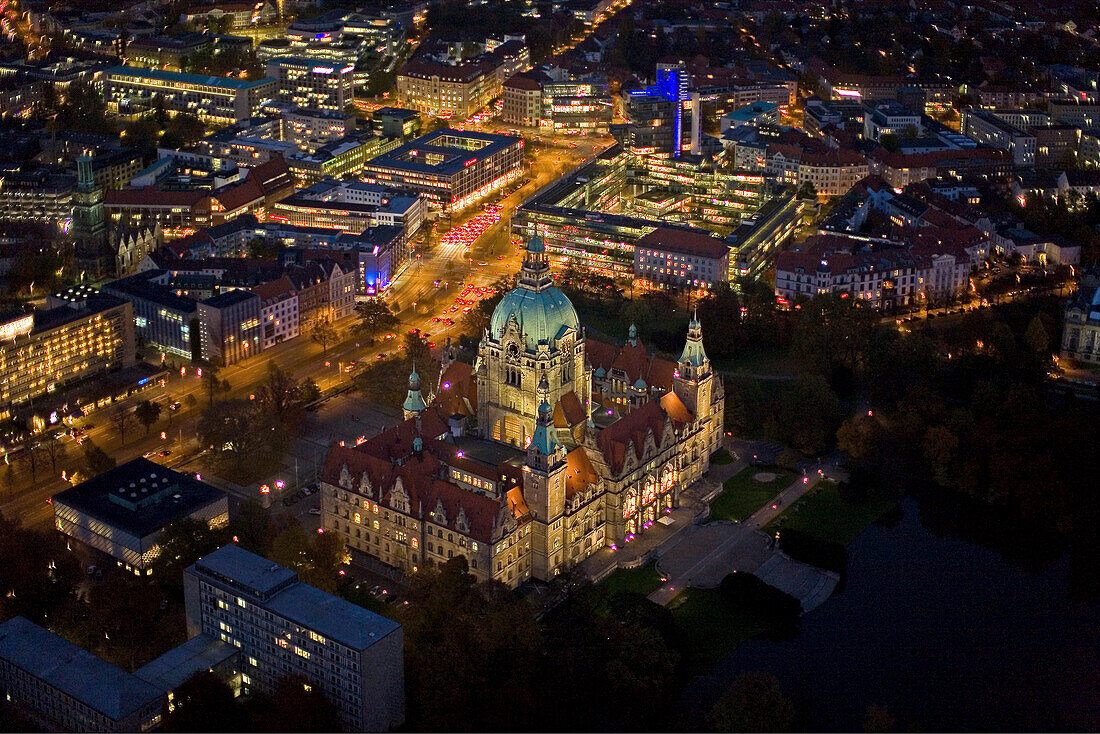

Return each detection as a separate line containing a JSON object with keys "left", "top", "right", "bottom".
{"left": 308, "top": 508, "right": 321, "bottom": 516}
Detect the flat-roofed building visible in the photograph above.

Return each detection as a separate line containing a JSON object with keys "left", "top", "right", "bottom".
{"left": 52, "top": 457, "right": 229, "bottom": 575}
{"left": 960, "top": 108, "right": 1036, "bottom": 166}
{"left": 634, "top": 227, "right": 730, "bottom": 290}
{"left": 183, "top": 544, "right": 405, "bottom": 732}
{"left": 0, "top": 617, "right": 165, "bottom": 732}
{"left": 283, "top": 107, "right": 356, "bottom": 153}
{"left": 0, "top": 294, "right": 135, "bottom": 421}
{"left": 124, "top": 34, "right": 214, "bottom": 72}
{"left": 270, "top": 179, "right": 425, "bottom": 236}
{"left": 266, "top": 57, "right": 354, "bottom": 112}
{"left": 103, "top": 66, "right": 278, "bottom": 125}
{"left": 361, "top": 128, "right": 524, "bottom": 212}
{"left": 197, "top": 289, "right": 263, "bottom": 366}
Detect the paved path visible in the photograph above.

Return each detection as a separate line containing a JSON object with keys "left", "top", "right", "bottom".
{"left": 647, "top": 471, "right": 839, "bottom": 612}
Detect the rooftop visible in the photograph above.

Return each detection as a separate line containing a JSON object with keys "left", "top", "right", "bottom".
{"left": 191, "top": 545, "right": 400, "bottom": 649}
{"left": 53, "top": 458, "right": 226, "bottom": 539}
{"left": 105, "top": 65, "right": 275, "bottom": 90}
{"left": 0, "top": 617, "right": 163, "bottom": 722}
{"left": 133, "top": 634, "right": 238, "bottom": 693}
{"left": 364, "top": 128, "right": 522, "bottom": 176}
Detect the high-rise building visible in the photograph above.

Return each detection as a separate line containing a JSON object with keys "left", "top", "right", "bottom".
{"left": 265, "top": 58, "right": 355, "bottom": 112}
{"left": 183, "top": 544, "right": 405, "bottom": 732}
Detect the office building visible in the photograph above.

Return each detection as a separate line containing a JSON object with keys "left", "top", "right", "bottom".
{"left": 124, "top": 34, "right": 214, "bottom": 72}
{"left": 270, "top": 180, "right": 425, "bottom": 236}
{"left": 0, "top": 617, "right": 165, "bottom": 732}
{"left": 0, "top": 295, "right": 135, "bottom": 421}
{"left": 862, "top": 100, "right": 922, "bottom": 141}
{"left": 53, "top": 458, "right": 229, "bottom": 575}
{"left": 286, "top": 134, "right": 394, "bottom": 186}
{"left": 102, "top": 271, "right": 199, "bottom": 360}
{"left": 633, "top": 227, "right": 730, "bottom": 290}
{"left": 197, "top": 290, "right": 264, "bottom": 366}
{"left": 266, "top": 58, "right": 355, "bottom": 112}
{"left": 283, "top": 107, "right": 356, "bottom": 153}
{"left": 622, "top": 62, "right": 697, "bottom": 157}
{"left": 183, "top": 544, "right": 405, "bottom": 732}
{"left": 103, "top": 66, "right": 278, "bottom": 126}
{"left": 361, "top": 128, "right": 524, "bottom": 212}
{"left": 0, "top": 169, "right": 75, "bottom": 224}
{"left": 960, "top": 108, "right": 1037, "bottom": 166}
{"left": 251, "top": 276, "right": 299, "bottom": 348}
{"left": 372, "top": 107, "right": 421, "bottom": 139}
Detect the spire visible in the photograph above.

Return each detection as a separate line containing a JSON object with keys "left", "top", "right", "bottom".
{"left": 403, "top": 365, "right": 427, "bottom": 419}
{"left": 679, "top": 312, "right": 708, "bottom": 371}
{"left": 529, "top": 395, "right": 558, "bottom": 457}
{"left": 628, "top": 322, "right": 637, "bottom": 346}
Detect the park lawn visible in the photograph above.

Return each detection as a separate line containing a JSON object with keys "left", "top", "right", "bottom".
{"left": 597, "top": 561, "right": 664, "bottom": 601}
{"left": 668, "top": 586, "right": 773, "bottom": 674}
{"left": 710, "top": 448, "right": 734, "bottom": 465}
{"left": 709, "top": 467, "right": 797, "bottom": 523}
{"left": 765, "top": 480, "right": 898, "bottom": 546}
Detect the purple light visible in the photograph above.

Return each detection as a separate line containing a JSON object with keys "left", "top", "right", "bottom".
{"left": 442, "top": 382, "right": 451, "bottom": 389}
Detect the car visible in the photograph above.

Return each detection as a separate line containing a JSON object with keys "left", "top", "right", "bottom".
{"left": 282, "top": 496, "right": 295, "bottom": 506}
{"left": 158, "top": 449, "right": 171, "bottom": 457}
{"left": 428, "top": 342, "right": 436, "bottom": 348}
{"left": 53, "top": 431, "right": 66, "bottom": 440}
{"left": 168, "top": 401, "right": 181, "bottom": 411}
{"left": 422, "top": 332, "right": 431, "bottom": 339}
{"left": 409, "top": 327, "right": 419, "bottom": 335}
{"left": 308, "top": 508, "right": 321, "bottom": 516}
{"left": 377, "top": 353, "right": 386, "bottom": 359}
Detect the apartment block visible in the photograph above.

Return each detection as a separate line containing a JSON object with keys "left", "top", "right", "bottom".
{"left": 183, "top": 544, "right": 404, "bottom": 732}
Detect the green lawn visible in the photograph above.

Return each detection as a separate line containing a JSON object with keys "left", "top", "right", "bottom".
{"left": 709, "top": 467, "right": 797, "bottom": 522}
{"left": 668, "top": 586, "right": 774, "bottom": 674}
{"left": 597, "top": 561, "right": 664, "bottom": 599}
{"left": 709, "top": 448, "right": 734, "bottom": 465}
{"left": 765, "top": 480, "right": 898, "bottom": 546}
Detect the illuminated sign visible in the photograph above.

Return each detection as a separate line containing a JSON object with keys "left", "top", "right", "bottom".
{"left": 312, "top": 67, "right": 334, "bottom": 74}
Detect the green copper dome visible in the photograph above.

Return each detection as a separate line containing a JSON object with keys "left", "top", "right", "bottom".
{"left": 489, "top": 237, "right": 579, "bottom": 351}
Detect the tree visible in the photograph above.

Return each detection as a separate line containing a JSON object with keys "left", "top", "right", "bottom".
{"left": 404, "top": 331, "right": 431, "bottom": 366}
{"left": 310, "top": 319, "right": 338, "bottom": 354}
{"left": 82, "top": 440, "right": 117, "bottom": 476}
{"left": 709, "top": 672, "right": 795, "bottom": 732}
{"left": 620, "top": 300, "right": 656, "bottom": 340}
{"left": 1023, "top": 315, "right": 1049, "bottom": 356}
{"left": 299, "top": 377, "right": 321, "bottom": 404}
{"left": 135, "top": 400, "right": 162, "bottom": 436}
{"left": 184, "top": 393, "right": 198, "bottom": 411}
{"left": 163, "top": 672, "right": 245, "bottom": 732}
{"left": 39, "top": 435, "right": 67, "bottom": 476}
{"left": 109, "top": 405, "right": 134, "bottom": 446}
{"left": 230, "top": 500, "right": 271, "bottom": 556}
{"left": 197, "top": 399, "right": 288, "bottom": 481}
{"left": 202, "top": 365, "right": 227, "bottom": 406}
{"left": 354, "top": 300, "right": 399, "bottom": 339}
{"left": 151, "top": 516, "right": 229, "bottom": 595}
{"left": 269, "top": 526, "right": 347, "bottom": 592}
{"left": 259, "top": 361, "right": 303, "bottom": 426}
{"left": 250, "top": 675, "right": 343, "bottom": 732}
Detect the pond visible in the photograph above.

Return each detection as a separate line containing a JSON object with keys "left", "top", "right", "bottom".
{"left": 684, "top": 497, "right": 1100, "bottom": 731}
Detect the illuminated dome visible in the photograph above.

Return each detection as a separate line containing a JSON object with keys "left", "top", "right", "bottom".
{"left": 489, "top": 237, "right": 580, "bottom": 351}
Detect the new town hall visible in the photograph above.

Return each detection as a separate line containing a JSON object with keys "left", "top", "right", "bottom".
{"left": 320, "top": 238, "right": 724, "bottom": 586}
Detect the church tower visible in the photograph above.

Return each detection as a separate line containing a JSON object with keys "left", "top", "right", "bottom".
{"left": 476, "top": 236, "right": 587, "bottom": 447}
{"left": 72, "top": 155, "right": 110, "bottom": 278}
{"left": 523, "top": 376, "right": 568, "bottom": 577}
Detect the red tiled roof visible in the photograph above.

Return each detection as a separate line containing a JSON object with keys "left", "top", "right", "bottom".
{"left": 251, "top": 275, "right": 296, "bottom": 302}
{"left": 565, "top": 446, "right": 598, "bottom": 498}
{"left": 596, "top": 400, "right": 671, "bottom": 474}
{"left": 637, "top": 227, "right": 729, "bottom": 260}
{"left": 105, "top": 189, "right": 210, "bottom": 207}
{"left": 433, "top": 361, "right": 477, "bottom": 417}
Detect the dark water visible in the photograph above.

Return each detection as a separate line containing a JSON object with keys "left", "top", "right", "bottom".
{"left": 686, "top": 497, "right": 1100, "bottom": 731}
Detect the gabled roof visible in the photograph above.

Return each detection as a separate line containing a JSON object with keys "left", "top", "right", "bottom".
{"left": 434, "top": 360, "right": 477, "bottom": 417}
{"left": 596, "top": 400, "right": 672, "bottom": 474}
{"left": 565, "top": 446, "right": 598, "bottom": 498}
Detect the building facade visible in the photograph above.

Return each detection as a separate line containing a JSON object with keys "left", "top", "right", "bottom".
{"left": 266, "top": 58, "right": 355, "bottom": 112}
{"left": 103, "top": 66, "right": 278, "bottom": 125}
{"left": 183, "top": 545, "right": 405, "bottom": 732}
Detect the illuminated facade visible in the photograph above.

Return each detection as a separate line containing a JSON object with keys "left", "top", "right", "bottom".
{"left": 395, "top": 56, "right": 504, "bottom": 119}
{"left": 361, "top": 129, "right": 524, "bottom": 213}
{"left": 53, "top": 458, "right": 229, "bottom": 575}
{"left": 319, "top": 241, "right": 723, "bottom": 586}
{"left": 183, "top": 545, "right": 405, "bottom": 732}
{"left": 0, "top": 296, "right": 135, "bottom": 420}
{"left": 103, "top": 66, "right": 277, "bottom": 125}
{"left": 265, "top": 57, "right": 354, "bottom": 112}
